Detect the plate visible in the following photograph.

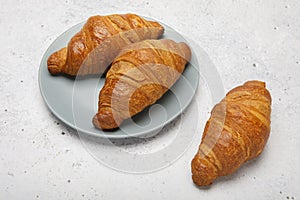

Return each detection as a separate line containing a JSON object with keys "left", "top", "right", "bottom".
{"left": 38, "top": 17, "right": 199, "bottom": 138}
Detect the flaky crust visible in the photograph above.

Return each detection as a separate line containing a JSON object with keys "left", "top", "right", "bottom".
{"left": 191, "top": 80, "right": 272, "bottom": 186}
{"left": 47, "top": 14, "right": 164, "bottom": 76}
{"left": 93, "top": 39, "right": 191, "bottom": 130}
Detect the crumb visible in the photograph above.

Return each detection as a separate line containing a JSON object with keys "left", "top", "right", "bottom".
{"left": 20, "top": 80, "right": 23, "bottom": 83}
{"left": 67, "top": 180, "right": 71, "bottom": 183}
{"left": 7, "top": 172, "right": 14, "bottom": 176}
{"left": 253, "top": 63, "right": 256, "bottom": 67}
{"left": 61, "top": 132, "right": 65, "bottom": 135}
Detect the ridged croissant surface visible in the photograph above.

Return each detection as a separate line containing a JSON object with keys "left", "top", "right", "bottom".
{"left": 191, "top": 81, "right": 271, "bottom": 186}
{"left": 47, "top": 14, "right": 164, "bottom": 76}
{"left": 93, "top": 39, "right": 191, "bottom": 130}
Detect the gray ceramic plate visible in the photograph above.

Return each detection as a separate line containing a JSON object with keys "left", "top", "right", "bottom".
{"left": 38, "top": 18, "right": 199, "bottom": 138}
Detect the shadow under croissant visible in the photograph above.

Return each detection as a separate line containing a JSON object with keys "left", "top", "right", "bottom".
{"left": 192, "top": 150, "right": 269, "bottom": 189}
{"left": 48, "top": 65, "right": 111, "bottom": 80}
{"left": 79, "top": 110, "right": 182, "bottom": 146}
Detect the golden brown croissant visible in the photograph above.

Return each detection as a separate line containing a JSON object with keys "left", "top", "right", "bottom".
{"left": 191, "top": 80, "right": 272, "bottom": 186}
{"left": 93, "top": 39, "right": 191, "bottom": 130}
{"left": 47, "top": 14, "right": 164, "bottom": 76}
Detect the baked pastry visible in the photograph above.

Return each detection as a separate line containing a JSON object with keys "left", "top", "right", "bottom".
{"left": 47, "top": 14, "right": 164, "bottom": 76}
{"left": 93, "top": 39, "right": 191, "bottom": 130}
{"left": 191, "top": 81, "right": 272, "bottom": 186}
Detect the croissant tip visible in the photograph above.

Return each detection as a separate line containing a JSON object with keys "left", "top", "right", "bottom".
{"left": 92, "top": 114, "right": 102, "bottom": 129}
{"left": 47, "top": 47, "right": 67, "bottom": 75}
{"left": 93, "top": 111, "right": 121, "bottom": 130}
{"left": 47, "top": 64, "right": 61, "bottom": 75}
{"left": 244, "top": 80, "right": 266, "bottom": 88}
{"left": 191, "top": 154, "right": 219, "bottom": 187}
{"left": 192, "top": 175, "right": 213, "bottom": 187}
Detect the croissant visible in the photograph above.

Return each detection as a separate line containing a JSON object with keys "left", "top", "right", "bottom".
{"left": 47, "top": 14, "right": 164, "bottom": 76}
{"left": 92, "top": 39, "right": 191, "bottom": 130}
{"left": 191, "top": 80, "right": 272, "bottom": 186}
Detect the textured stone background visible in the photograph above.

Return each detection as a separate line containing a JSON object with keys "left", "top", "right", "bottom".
{"left": 0, "top": 0, "right": 299, "bottom": 199}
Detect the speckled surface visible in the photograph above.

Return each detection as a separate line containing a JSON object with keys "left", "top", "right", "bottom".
{"left": 0, "top": 0, "right": 300, "bottom": 199}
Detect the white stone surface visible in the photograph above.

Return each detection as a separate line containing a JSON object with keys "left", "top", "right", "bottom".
{"left": 0, "top": 0, "right": 299, "bottom": 199}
